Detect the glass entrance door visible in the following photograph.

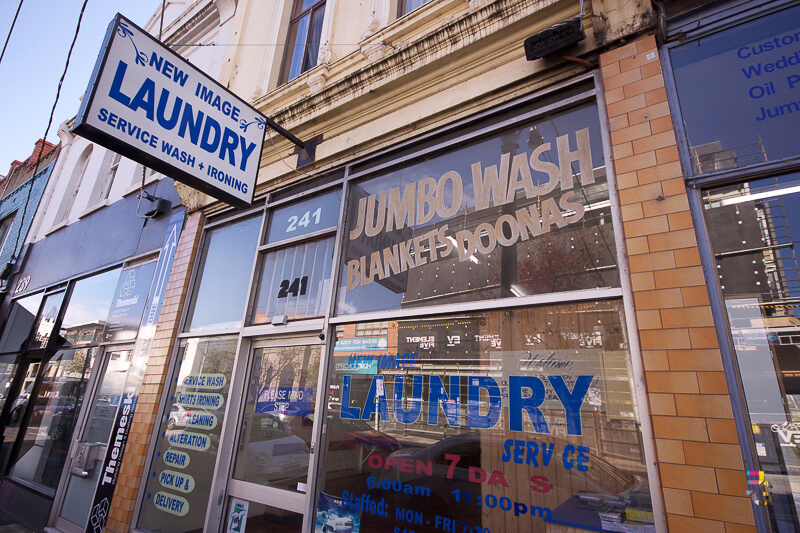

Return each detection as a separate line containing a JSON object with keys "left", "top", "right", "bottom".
{"left": 54, "top": 347, "right": 133, "bottom": 533}
{"left": 222, "top": 336, "right": 323, "bottom": 533}
{"left": 7, "top": 348, "right": 97, "bottom": 495}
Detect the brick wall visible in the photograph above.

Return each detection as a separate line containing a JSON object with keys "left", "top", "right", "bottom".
{"left": 600, "top": 35, "right": 756, "bottom": 532}
{"left": 104, "top": 211, "right": 204, "bottom": 533}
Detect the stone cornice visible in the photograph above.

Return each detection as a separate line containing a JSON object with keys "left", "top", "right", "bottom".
{"left": 257, "top": 0, "right": 566, "bottom": 130}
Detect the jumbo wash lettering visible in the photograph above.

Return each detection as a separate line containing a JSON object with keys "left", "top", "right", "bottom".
{"left": 346, "top": 128, "right": 594, "bottom": 289}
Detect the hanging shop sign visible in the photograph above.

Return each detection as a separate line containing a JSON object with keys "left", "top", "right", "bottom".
{"left": 73, "top": 14, "right": 265, "bottom": 207}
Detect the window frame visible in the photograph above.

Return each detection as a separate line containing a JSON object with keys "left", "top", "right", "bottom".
{"left": 278, "top": 0, "right": 327, "bottom": 85}
{"left": 661, "top": 3, "right": 800, "bottom": 531}
{"left": 133, "top": 71, "right": 665, "bottom": 533}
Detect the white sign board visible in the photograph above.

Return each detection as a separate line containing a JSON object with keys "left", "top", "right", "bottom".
{"left": 73, "top": 14, "right": 265, "bottom": 207}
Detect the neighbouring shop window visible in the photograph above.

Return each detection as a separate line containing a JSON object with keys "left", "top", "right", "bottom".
{"left": 27, "top": 291, "right": 66, "bottom": 350}
{"left": 8, "top": 347, "right": 96, "bottom": 495}
{"left": 704, "top": 171, "right": 800, "bottom": 528}
{"left": 337, "top": 102, "right": 617, "bottom": 315}
{"left": 671, "top": 4, "right": 800, "bottom": 174}
{"left": 317, "top": 302, "right": 652, "bottom": 533}
{"left": 0, "top": 357, "right": 16, "bottom": 413}
{"left": 280, "top": 0, "right": 326, "bottom": 84}
{"left": 0, "top": 292, "right": 44, "bottom": 354}
{"left": 231, "top": 343, "right": 321, "bottom": 490}
{"left": 59, "top": 268, "right": 121, "bottom": 347}
{"left": 186, "top": 216, "right": 261, "bottom": 331}
{"left": 138, "top": 336, "right": 237, "bottom": 533}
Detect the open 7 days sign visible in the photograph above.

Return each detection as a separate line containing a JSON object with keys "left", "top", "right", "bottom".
{"left": 73, "top": 14, "right": 265, "bottom": 207}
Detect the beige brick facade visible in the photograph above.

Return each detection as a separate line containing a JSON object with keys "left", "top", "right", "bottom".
{"left": 104, "top": 212, "right": 204, "bottom": 533}
{"left": 601, "top": 35, "right": 756, "bottom": 532}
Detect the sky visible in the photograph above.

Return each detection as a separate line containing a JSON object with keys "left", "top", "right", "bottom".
{"left": 0, "top": 0, "right": 160, "bottom": 175}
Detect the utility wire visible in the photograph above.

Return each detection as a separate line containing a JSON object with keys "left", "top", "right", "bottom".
{"left": 10, "top": 0, "right": 90, "bottom": 264}
{"left": 0, "top": 0, "right": 24, "bottom": 67}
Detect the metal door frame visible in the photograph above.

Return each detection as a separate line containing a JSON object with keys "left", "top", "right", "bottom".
{"left": 49, "top": 343, "right": 135, "bottom": 533}
{"left": 208, "top": 333, "right": 327, "bottom": 531}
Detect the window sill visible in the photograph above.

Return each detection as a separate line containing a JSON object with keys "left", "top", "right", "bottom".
{"left": 78, "top": 200, "right": 110, "bottom": 219}
{"left": 44, "top": 220, "right": 67, "bottom": 236}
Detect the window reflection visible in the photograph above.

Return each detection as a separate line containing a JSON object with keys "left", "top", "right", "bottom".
{"left": 337, "top": 103, "right": 618, "bottom": 316}
{"left": 0, "top": 293, "right": 43, "bottom": 353}
{"left": 318, "top": 302, "right": 650, "bottom": 533}
{"left": 59, "top": 268, "right": 121, "bottom": 347}
{"left": 8, "top": 348, "right": 96, "bottom": 495}
{"left": 28, "top": 292, "right": 65, "bottom": 350}
{"left": 705, "top": 172, "right": 800, "bottom": 528}
{"left": 232, "top": 344, "right": 321, "bottom": 491}
{"left": 671, "top": 4, "right": 800, "bottom": 174}
{"left": 187, "top": 217, "right": 261, "bottom": 332}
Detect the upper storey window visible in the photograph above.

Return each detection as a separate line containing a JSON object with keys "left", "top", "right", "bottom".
{"left": 280, "top": 0, "right": 326, "bottom": 83}
{"left": 399, "top": 0, "right": 430, "bottom": 16}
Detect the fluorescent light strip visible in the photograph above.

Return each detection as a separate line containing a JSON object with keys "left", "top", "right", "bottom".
{"left": 718, "top": 184, "right": 800, "bottom": 206}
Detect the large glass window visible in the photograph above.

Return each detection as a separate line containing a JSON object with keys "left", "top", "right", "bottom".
{"left": 8, "top": 348, "right": 96, "bottom": 495}
{"left": 317, "top": 302, "right": 650, "bottom": 533}
{"left": 0, "top": 292, "right": 44, "bottom": 354}
{"left": 671, "top": 4, "right": 800, "bottom": 174}
{"left": 59, "top": 268, "right": 121, "bottom": 347}
{"left": 337, "top": 103, "right": 617, "bottom": 315}
{"left": 28, "top": 291, "right": 65, "bottom": 350}
{"left": 280, "top": 0, "right": 326, "bottom": 84}
{"left": 186, "top": 217, "right": 261, "bottom": 332}
{"left": 138, "top": 336, "right": 238, "bottom": 533}
{"left": 704, "top": 171, "right": 800, "bottom": 528}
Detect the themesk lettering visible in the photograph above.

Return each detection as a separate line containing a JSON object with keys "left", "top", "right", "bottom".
{"left": 101, "top": 387, "right": 137, "bottom": 485}
{"left": 340, "top": 373, "right": 593, "bottom": 435}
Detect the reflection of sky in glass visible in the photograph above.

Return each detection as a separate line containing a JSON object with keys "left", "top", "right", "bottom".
{"left": 671, "top": 4, "right": 800, "bottom": 170}
{"left": 61, "top": 268, "right": 121, "bottom": 328}
{"left": 189, "top": 217, "right": 261, "bottom": 331}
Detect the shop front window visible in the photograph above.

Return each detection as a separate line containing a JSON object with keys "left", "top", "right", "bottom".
{"left": 317, "top": 302, "right": 652, "bottom": 533}
{"left": 704, "top": 171, "right": 800, "bottom": 529}
{"left": 0, "top": 292, "right": 44, "bottom": 354}
{"left": 337, "top": 102, "right": 617, "bottom": 315}
{"left": 186, "top": 216, "right": 261, "bottom": 332}
{"left": 251, "top": 191, "right": 340, "bottom": 325}
{"left": 138, "top": 336, "right": 238, "bottom": 533}
{"left": 8, "top": 347, "right": 96, "bottom": 495}
{"left": 59, "top": 268, "right": 121, "bottom": 347}
{"left": 670, "top": 4, "right": 800, "bottom": 174}
{"left": 28, "top": 291, "right": 65, "bottom": 350}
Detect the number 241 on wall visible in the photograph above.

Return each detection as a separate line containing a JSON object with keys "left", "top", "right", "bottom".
{"left": 278, "top": 276, "right": 308, "bottom": 298}
{"left": 286, "top": 208, "right": 322, "bottom": 232}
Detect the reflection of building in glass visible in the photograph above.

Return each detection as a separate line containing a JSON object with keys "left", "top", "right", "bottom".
{"left": 61, "top": 321, "right": 105, "bottom": 346}
{"left": 327, "top": 303, "right": 649, "bottom": 533}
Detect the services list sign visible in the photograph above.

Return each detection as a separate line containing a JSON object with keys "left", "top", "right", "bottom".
{"left": 73, "top": 14, "right": 265, "bottom": 207}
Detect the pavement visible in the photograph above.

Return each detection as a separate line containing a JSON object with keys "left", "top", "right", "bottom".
{"left": 0, "top": 511, "right": 35, "bottom": 533}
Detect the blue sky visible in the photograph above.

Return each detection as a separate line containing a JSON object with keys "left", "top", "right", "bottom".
{"left": 0, "top": 1, "right": 159, "bottom": 174}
